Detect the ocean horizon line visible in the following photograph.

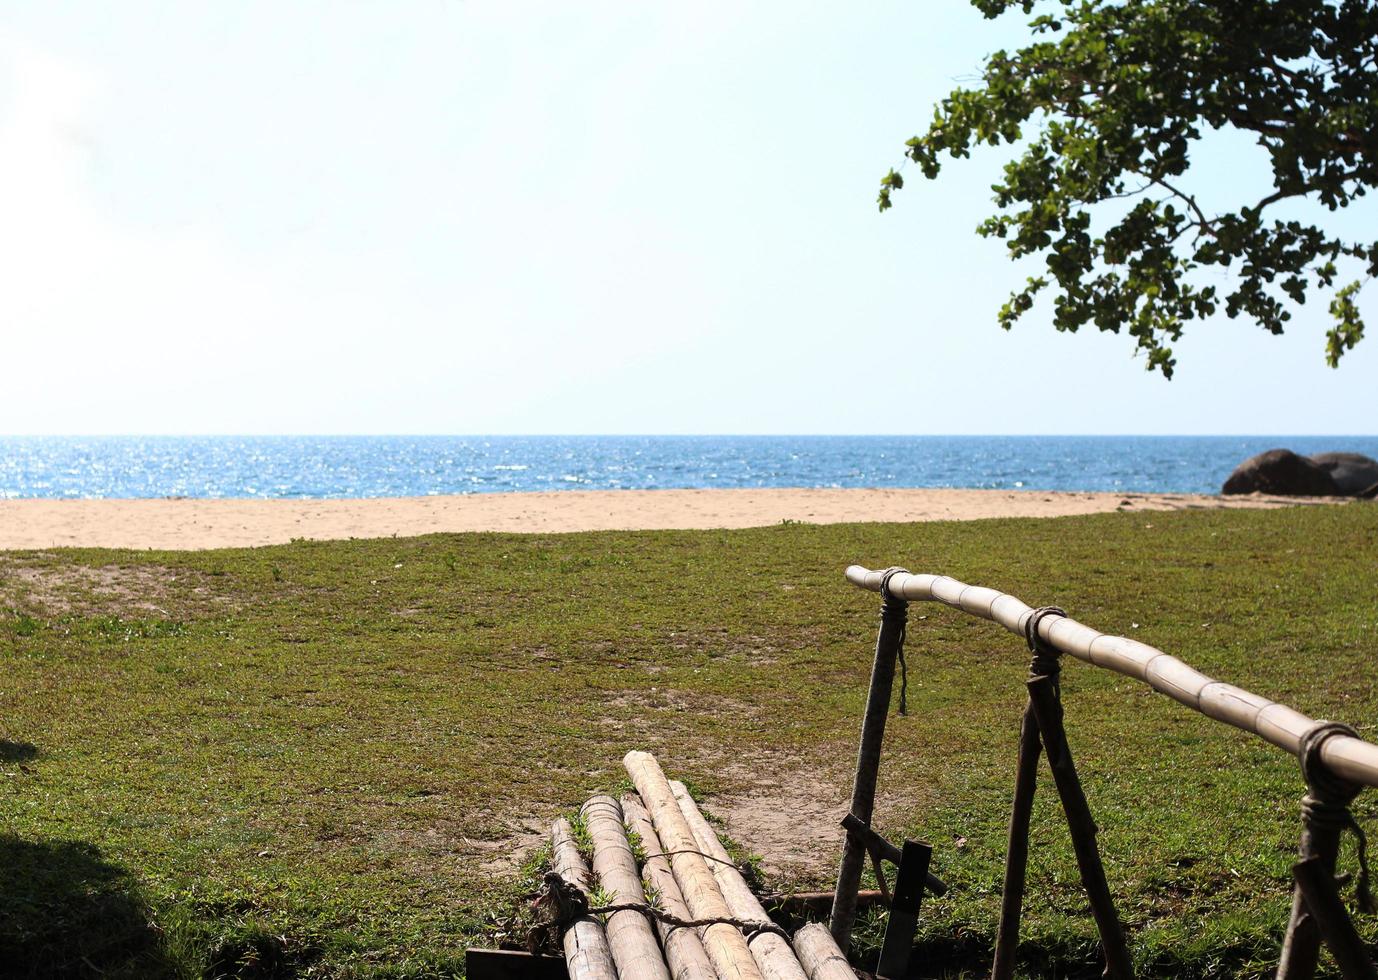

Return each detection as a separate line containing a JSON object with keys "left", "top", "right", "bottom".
{"left": 3, "top": 432, "right": 1377, "bottom": 440}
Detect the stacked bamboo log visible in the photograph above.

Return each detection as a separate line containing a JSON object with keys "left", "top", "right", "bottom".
{"left": 543, "top": 751, "right": 854, "bottom": 980}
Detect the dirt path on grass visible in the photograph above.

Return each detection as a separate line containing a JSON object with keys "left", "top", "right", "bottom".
{"left": 0, "top": 487, "right": 1337, "bottom": 551}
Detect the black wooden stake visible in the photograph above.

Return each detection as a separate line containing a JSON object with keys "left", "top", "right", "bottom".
{"left": 1027, "top": 675, "right": 1135, "bottom": 980}
{"left": 877, "top": 840, "right": 934, "bottom": 980}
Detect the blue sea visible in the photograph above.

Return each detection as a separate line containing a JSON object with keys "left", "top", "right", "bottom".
{"left": 1, "top": 436, "right": 1375, "bottom": 499}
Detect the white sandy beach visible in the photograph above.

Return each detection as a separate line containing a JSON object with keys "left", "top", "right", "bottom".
{"left": 0, "top": 487, "right": 1334, "bottom": 551}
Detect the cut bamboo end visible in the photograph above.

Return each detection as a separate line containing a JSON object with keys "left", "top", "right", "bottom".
{"left": 550, "top": 817, "right": 618, "bottom": 980}
{"left": 791, "top": 922, "right": 856, "bottom": 980}
{"left": 621, "top": 793, "right": 719, "bottom": 980}
{"left": 625, "top": 750, "right": 767, "bottom": 980}
{"left": 580, "top": 795, "right": 672, "bottom": 980}
{"left": 670, "top": 780, "right": 809, "bottom": 980}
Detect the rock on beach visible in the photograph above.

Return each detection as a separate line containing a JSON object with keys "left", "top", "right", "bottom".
{"left": 1222, "top": 448, "right": 1378, "bottom": 497}
{"left": 1310, "top": 452, "right": 1378, "bottom": 496}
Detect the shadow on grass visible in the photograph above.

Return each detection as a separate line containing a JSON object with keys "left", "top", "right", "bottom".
{"left": 0, "top": 740, "right": 39, "bottom": 763}
{"left": 0, "top": 834, "right": 177, "bottom": 979}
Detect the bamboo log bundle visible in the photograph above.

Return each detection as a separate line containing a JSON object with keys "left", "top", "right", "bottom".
{"left": 550, "top": 818, "right": 618, "bottom": 980}
{"left": 845, "top": 565, "right": 1378, "bottom": 788}
{"left": 669, "top": 780, "right": 809, "bottom": 980}
{"left": 791, "top": 922, "right": 857, "bottom": 980}
{"left": 622, "top": 793, "right": 721, "bottom": 980}
{"left": 580, "top": 795, "right": 672, "bottom": 980}
{"left": 625, "top": 750, "right": 766, "bottom": 980}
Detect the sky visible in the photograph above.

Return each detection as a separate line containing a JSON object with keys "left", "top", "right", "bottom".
{"left": 0, "top": 2, "right": 1373, "bottom": 435}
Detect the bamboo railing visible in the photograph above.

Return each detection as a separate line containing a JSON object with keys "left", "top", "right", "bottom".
{"left": 837, "top": 564, "right": 1378, "bottom": 980}
{"left": 845, "top": 565, "right": 1378, "bottom": 787}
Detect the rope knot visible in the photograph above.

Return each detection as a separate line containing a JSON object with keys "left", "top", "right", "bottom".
{"left": 529, "top": 871, "right": 591, "bottom": 950}
{"left": 528, "top": 869, "right": 793, "bottom": 950}
{"left": 1299, "top": 721, "right": 1374, "bottom": 915}
{"left": 1024, "top": 605, "right": 1066, "bottom": 680}
{"left": 878, "top": 567, "right": 910, "bottom": 607}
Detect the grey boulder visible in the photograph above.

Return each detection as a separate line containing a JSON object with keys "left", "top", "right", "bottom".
{"left": 1309, "top": 452, "right": 1378, "bottom": 496}
{"left": 1221, "top": 449, "right": 1341, "bottom": 496}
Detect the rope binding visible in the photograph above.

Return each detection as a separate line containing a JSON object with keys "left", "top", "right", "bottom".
{"left": 1299, "top": 721, "right": 1374, "bottom": 914}
{"left": 1023, "top": 605, "right": 1067, "bottom": 681}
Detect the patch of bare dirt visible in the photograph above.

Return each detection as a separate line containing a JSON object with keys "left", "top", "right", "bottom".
{"left": 340, "top": 803, "right": 553, "bottom": 877}
{"left": 583, "top": 692, "right": 920, "bottom": 883}
{"left": 595, "top": 688, "right": 766, "bottom": 738}
{"left": 689, "top": 748, "right": 923, "bottom": 884}
{"left": 475, "top": 818, "right": 552, "bottom": 874}
{"left": 693, "top": 752, "right": 851, "bottom": 881}
{"left": 0, "top": 558, "right": 232, "bottom": 617}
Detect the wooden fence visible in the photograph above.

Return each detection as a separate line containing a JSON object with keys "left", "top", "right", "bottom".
{"left": 830, "top": 565, "right": 1377, "bottom": 980}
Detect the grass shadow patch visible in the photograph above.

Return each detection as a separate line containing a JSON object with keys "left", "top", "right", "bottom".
{"left": 0, "top": 835, "right": 176, "bottom": 978}
{"left": 201, "top": 925, "right": 321, "bottom": 980}
{"left": 0, "top": 740, "right": 38, "bottom": 764}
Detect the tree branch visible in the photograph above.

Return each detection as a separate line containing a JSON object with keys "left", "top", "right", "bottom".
{"left": 1137, "top": 172, "right": 1217, "bottom": 237}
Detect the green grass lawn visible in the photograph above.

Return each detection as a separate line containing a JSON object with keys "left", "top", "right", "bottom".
{"left": 2, "top": 503, "right": 1376, "bottom": 978}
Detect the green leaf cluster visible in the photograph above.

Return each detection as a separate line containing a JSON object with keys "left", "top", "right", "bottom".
{"left": 882, "top": 0, "right": 1378, "bottom": 376}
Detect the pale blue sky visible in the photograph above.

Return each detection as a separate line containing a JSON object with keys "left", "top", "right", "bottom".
{"left": 1, "top": 2, "right": 1373, "bottom": 435}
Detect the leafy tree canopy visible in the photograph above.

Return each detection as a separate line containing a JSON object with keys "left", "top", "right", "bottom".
{"left": 880, "top": 0, "right": 1378, "bottom": 376}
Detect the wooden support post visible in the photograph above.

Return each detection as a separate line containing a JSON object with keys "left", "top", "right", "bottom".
{"left": 1027, "top": 675, "right": 1134, "bottom": 980}
{"left": 1291, "top": 857, "right": 1378, "bottom": 980}
{"left": 580, "top": 795, "right": 671, "bottom": 980}
{"left": 1278, "top": 721, "right": 1372, "bottom": 980}
{"left": 1277, "top": 813, "right": 1343, "bottom": 980}
{"left": 876, "top": 839, "right": 932, "bottom": 980}
{"left": 991, "top": 699, "right": 1043, "bottom": 980}
{"left": 830, "top": 578, "right": 909, "bottom": 950}
{"left": 550, "top": 818, "right": 618, "bottom": 980}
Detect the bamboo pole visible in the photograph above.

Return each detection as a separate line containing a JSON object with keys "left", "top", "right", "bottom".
{"left": 581, "top": 795, "right": 672, "bottom": 980}
{"left": 622, "top": 793, "right": 721, "bottom": 980}
{"left": 669, "top": 780, "right": 810, "bottom": 980}
{"left": 791, "top": 922, "right": 857, "bottom": 980}
{"left": 844, "top": 566, "right": 1378, "bottom": 788}
{"left": 550, "top": 817, "right": 618, "bottom": 980}
{"left": 625, "top": 751, "right": 766, "bottom": 980}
